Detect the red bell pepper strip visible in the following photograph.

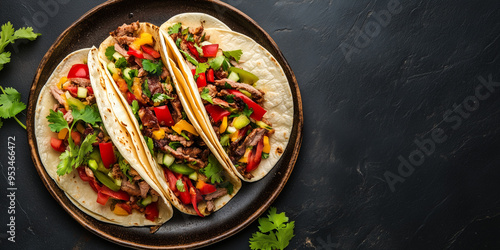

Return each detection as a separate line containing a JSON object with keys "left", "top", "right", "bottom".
{"left": 116, "top": 203, "right": 132, "bottom": 214}
{"left": 202, "top": 44, "right": 219, "bottom": 58}
{"left": 197, "top": 182, "right": 217, "bottom": 195}
{"left": 164, "top": 168, "right": 178, "bottom": 192}
{"left": 189, "top": 187, "right": 204, "bottom": 217}
{"left": 154, "top": 105, "right": 175, "bottom": 126}
{"left": 96, "top": 191, "right": 110, "bottom": 205}
{"left": 246, "top": 137, "right": 264, "bottom": 172}
{"left": 205, "top": 104, "right": 230, "bottom": 123}
{"left": 206, "top": 68, "right": 215, "bottom": 83}
{"left": 67, "top": 64, "right": 90, "bottom": 79}
{"left": 86, "top": 86, "right": 94, "bottom": 95}
{"left": 145, "top": 202, "right": 159, "bottom": 222}
{"left": 100, "top": 185, "right": 130, "bottom": 201}
{"left": 227, "top": 89, "right": 267, "bottom": 121}
{"left": 186, "top": 42, "right": 207, "bottom": 62}
{"left": 99, "top": 142, "right": 116, "bottom": 169}
{"left": 89, "top": 180, "right": 101, "bottom": 193}
{"left": 126, "top": 91, "right": 136, "bottom": 105}
{"left": 71, "top": 131, "right": 81, "bottom": 146}
{"left": 196, "top": 72, "right": 207, "bottom": 88}
{"left": 141, "top": 45, "right": 161, "bottom": 59}
{"left": 50, "top": 137, "right": 66, "bottom": 152}
{"left": 127, "top": 47, "right": 144, "bottom": 59}
{"left": 67, "top": 86, "right": 78, "bottom": 97}
{"left": 77, "top": 166, "right": 92, "bottom": 182}
{"left": 179, "top": 179, "right": 191, "bottom": 205}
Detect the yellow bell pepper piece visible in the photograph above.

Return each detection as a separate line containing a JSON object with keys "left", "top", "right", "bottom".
{"left": 219, "top": 116, "right": 228, "bottom": 134}
{"left": 58, "top": 128, "right": 69, "bottom": 140}
{"left": 172, "top": 120, "right": 199, "bottom": 136}
{"left": 230, "top": 130, "right": 239, "bottom": 142}
{"left": 239, "top": 148, "right": 252, "bottom": 163}
{"left": 196, "top": 180, "right": 206, "bottom": 190}
{"left": 76, "top": 123, "right": 86, "bottom": 134}
{"left": 152, "top": 129, "right": 166, "bottom": 140}
{"left": 263, "top": 136, "right": 271, "bottom": 154}
{"left": 113, "top": 205, "right": 129, "bottom": 216}
{"left": 57, "top": 77, "right": 68, "bottom": 89}
{"left": 130, "top": 32, "right": 153, "bottom": 50}
{"left": 61, "top": 94, "right": 69, "bottom": 111}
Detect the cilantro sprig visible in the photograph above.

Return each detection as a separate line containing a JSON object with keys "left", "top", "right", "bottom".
{"left": 47, "top": 105, "right": 101, "bottom": 175}
{"left": 0, "top": 87, "right": 26, "bottom": 129}
{"left": 199, "top": 154, "right": 223, "bottom": 184}
{"left": 142, "top": 59, "right": 163, "bottom": 75}
{"left": 1, "top": 22, "right": 41, "bottom": 71}
{"left": 0, "top": 22, "right": 41, "bottom": 129}
{"left": 200, "top": 87, "right": 213, "bottom": 104}
{"left": 249, "top": 207, "right": 295, "bottom": 250}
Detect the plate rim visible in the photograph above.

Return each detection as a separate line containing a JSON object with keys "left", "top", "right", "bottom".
{"left": 26, "top": 0, "right": 304, "bottom": 248}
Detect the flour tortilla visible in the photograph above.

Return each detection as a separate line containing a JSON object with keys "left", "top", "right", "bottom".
{"left": 160, "top": 14, "right": 293, "bottom": 182}
{"left": 97, "top": 22, "right": 241, "bottom": 216}
{"left": 34, "top": 48, "right": 173, "bottom": 226}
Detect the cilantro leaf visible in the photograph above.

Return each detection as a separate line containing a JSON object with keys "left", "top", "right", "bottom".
{"left": 168, "top": 141, "right": 182, "bottom": 150}
{"left": 13, "top": 26, "right": 40, "bottom": 41}
{"left": 194, "top": 43, "right": 204, "bottom": 57}
{"left": 118, "top": 154, "right": 134, "bottom": 182}
{"left": 131, "top": 100, "right": 139, "bottom": 114}
{"left": 180, "top": 50, "right": 198, "bottom": 66}
{"left": 144, "top": 136, "right": 154, "bottom": 155}
{"left": 268, "top": 207, "right": 289, "bottom": 228}
{"left": 142, "top": 59, "right": 163, "bottom": 75}
{"left": 152, "top": 93, "right": 173, "bottom": 104}
{"left": 175, "top": 38, "right": 181, "bottom": 48}
{"left": 176, "top": 179, "right": 186, "bottom": 192}
{"left": 195, "top": 62, "right": 209, "bottom": 75}
{"left": 0, "top": 87, "right": 26, "bottom": 119}
{"left": 220, "top": 134, "right": 230, "bottom": 147}
{"left": 275, "top": 222, "right": 295, "bottom": 249}
{"left": 262, "top": 153, "right": 270, "bottom": 159}
{"left": 56, "top": 151, "right": 73, "bottom": 176}
{"left": 168, "top": 23, "right": 182, "bottom": 35}
{"left": 115, "top": 57, "right": 128, "bottom": 69}
{"left": 223, "top": 50, "right": 243, "bottom": 62}
{"left": 220, "top": 181, "right": 234, "bottom": 195}
{"left": 186, "top": 32, "right": 194, "bottom": 42}
{"left": 249, "top": 207, "right": 295, "bottom": 250}
{"left": 142, "top": 79, "right": 151, "bottom": 99}
{"left": 243, "top": 103, "right": 254, "bottom": 117}
{"left": 200, "top": 87, "right": 213, "bottom": 104}
{"left": 72, "top": 105, "right": 101, "bottom": 126}
{"left": 199, "top": 154, "right": 224, "bottom": 184}
{"left": 181, "top": 28, "right": 189, "bottom": 36}
{"left": 208, "top": 56, "right": 225, "bottom": 71}
{"left": 1, "top": 22, "right": 40, "bottom": 53}
{"left": 225, "top": 94, "right": 235, "bottom": 103}
{"left": 105, "top": 46, "right": 116, "bottom": 61}
{"left": 46, "top": 109, "right": 69, "bottom": 132}
{"left": 0, "top": 52, "right": 10, "bottom": 69}
{"left": 74, "top": 133, "right": 97, "bottom": 168}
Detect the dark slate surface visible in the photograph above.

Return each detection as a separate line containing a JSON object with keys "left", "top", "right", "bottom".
{"left": 1, "top": 0, "right": 500, "bottom": 249}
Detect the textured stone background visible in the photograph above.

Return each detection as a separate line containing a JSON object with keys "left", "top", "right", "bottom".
{"left": 1, "top": 0, "right": 500, "bottom": 249}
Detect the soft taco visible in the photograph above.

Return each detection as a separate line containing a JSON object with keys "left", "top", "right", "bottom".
{"left": 96, "top": 22, "right": 241, "bottom": 217}
{"left": 34, "top": 48, "right": 173, "bottom": 226}
{"left": 159, "top": 13, "right": 293, "bottom": 182}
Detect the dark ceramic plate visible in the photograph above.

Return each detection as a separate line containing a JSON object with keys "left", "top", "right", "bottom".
{"left": 27, "top": 0, "right": 303, "bottom": 248}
